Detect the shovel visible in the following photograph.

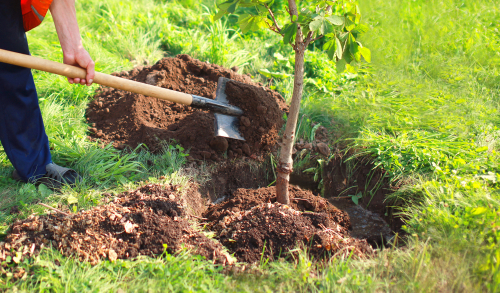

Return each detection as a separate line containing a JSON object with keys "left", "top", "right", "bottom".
{"left": 0, "top": 49, "right": 245, "bottom": 141}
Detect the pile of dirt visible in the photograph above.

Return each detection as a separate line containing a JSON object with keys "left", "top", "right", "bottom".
{"left": 212, "top": 203, "right": 372, "bottom": 263}
{"left": 203, "top": 186, "right": 351, "bottom": 230}
{"left": 86, "top": 54, "right": 287, "bottom": 161}
{"left": 0, "top": 184, "right": 232, "bottom": 267}
{"left": 203, "top": 186, "right": 372, "bottom": 263}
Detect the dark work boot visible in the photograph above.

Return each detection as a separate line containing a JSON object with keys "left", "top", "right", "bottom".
{"left": 12, "top": 163, "right": 82, "bottom": 190}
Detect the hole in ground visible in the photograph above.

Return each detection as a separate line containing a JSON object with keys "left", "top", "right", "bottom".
{"left": 322, "top": 154, "right": 405, "bottom": 247}
{"left": 195, "top": 153, "right": 405, "bottom": 248}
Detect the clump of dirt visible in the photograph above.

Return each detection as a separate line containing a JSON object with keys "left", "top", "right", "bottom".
{"left": 86, "top": 54, "right": 287, "bottom": 161}
{"left": 213, "top": 203, "right": 373, "bottom": 263}
{"left": 0, "top": 184, "right": 232, "bottom": 267}
{"left": 203, "top": 185, "right": 350, "bottom": 230}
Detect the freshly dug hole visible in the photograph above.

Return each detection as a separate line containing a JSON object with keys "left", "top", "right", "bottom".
{"left": 0, "top": 184, "right": 232, "bottom": 266}
{"left": 86, "top": 54, "right": 287, "bottom": 161}
{"left": 204, "top": 186, "right": 373, "bottom": 263}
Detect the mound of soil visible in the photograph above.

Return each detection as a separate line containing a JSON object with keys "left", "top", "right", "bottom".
{"left": 86, "top": 54, "right": 287, "bottom": 161}
{"left": 203, "top": 185, "right": 351, "bottom": 230}
{"left": 0, "top": 184, "right": 232, "bottom": 267}
{"left": 214, "top": 203, "right": 373, "bottom": 263}
{"left": 202, "top": 185, "right": 372, "bottom": 263}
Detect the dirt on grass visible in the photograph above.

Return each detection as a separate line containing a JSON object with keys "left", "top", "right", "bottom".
{"left": 0, "top": 184, "right": 232, "bottom": 269}
{"left": 86, "top": 55, "right": 287, "bottom": 161}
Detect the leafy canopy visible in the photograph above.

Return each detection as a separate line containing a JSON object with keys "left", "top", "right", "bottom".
{"left": 215, "top": 0, "right": 370, "bottom": 72}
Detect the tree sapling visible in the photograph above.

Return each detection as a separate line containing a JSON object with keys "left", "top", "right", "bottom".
{"left": 216, "top": 0, "right": 371, "bottom": 204}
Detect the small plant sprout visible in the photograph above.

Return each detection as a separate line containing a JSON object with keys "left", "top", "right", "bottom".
{"left": 215, "top": 0, "right": 371, "bottom": 204}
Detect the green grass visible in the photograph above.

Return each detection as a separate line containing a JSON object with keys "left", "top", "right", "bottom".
{"left": 0, "top": 0, "right": 499, "bottom": 291}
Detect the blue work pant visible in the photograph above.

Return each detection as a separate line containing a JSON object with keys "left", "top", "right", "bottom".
{"left": 0, "top": 0, "right": 52, "bottom": 182}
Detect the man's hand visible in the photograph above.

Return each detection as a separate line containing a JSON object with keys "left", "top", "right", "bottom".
{"left": 50, "top": 0, "right": 94, "bottom": 86}
{"left": 62, "top": 48, "right": 95, "bottom": 85}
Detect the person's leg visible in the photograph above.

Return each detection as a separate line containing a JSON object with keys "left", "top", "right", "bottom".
{"left": 0, "top": 0, "right": 52, "bottom": 183}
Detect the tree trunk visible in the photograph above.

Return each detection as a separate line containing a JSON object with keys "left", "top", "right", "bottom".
{"left": 276, "top": 48, "right": 305, "bottom": 204}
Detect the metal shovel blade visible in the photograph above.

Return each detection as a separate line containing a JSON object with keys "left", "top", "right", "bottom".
{"left": 214, "top": 77, "right": 245, "bottom": 141}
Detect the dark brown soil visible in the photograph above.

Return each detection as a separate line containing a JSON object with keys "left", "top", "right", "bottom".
{"left": 201, "top": 185, "right": 374, "bottom": 263}
{"left": 198, "top": 160, "right": 274, "bottom": 203}
{"left": 0, "top": 184, "right": 232, "bottom": 267}
{"left": 204, "top": 185, "right": 350, "bottom": 230}
{"left": 211, "top": 202, "right": 372, "bottom": 263}
{"left": 86, "top": 54, "right": 287, "bottom": 161}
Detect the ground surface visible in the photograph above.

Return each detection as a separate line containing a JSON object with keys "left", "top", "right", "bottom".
{"left": 86, "top": 55, "right": 287, "bottom": 161}
{"left": 1, "top": 183, "right": 374, "bottom": 271}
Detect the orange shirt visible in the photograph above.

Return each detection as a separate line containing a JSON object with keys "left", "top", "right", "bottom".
{"left": 21, "top": 0, "right": 53, "bottom": 31}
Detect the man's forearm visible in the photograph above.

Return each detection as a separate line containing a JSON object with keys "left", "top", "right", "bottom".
{"left": 49, "top": 0, "right": 95, "bottom": 85}
{"left": 50, "top": 0, "right": 82, "bottom": 57}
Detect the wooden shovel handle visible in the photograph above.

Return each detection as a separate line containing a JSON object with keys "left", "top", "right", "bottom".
{"left": 0, "top": 49, "right": 193, "bottom": 105}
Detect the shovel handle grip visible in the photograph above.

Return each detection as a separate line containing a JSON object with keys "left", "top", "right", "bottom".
{"left": 0, "top": 49, "right": 193, "bottom": 106}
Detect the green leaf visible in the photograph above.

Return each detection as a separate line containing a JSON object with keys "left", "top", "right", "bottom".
{"left": 38, "top": 184, "right": 52, "bottom": 198}
{"left": 258, "top": 69, "right": 291, "bottom": 79}
{"left": 282, "top": 23, "right": 297, "bottom": 45}
{"left": 213, "top": 9, "right": 227, "bottom": 21}
{"left": 323, "top": 38, "right": 336, "bottom": 59}
{"left": 218, "top": 0, "right": 236, "bottom": 10}
{"left": 310, "top": 18, "right": 322, "bottom": 32}
{"left": 352, "top": 23, "right": 369, "bottom": 35}
{"left": 67, "top": 195, "right": 78, "bottom": 205}
{"left": 335, "top": 37, "right": 343, "bottom": 59}
{"left": 310, "top": 13, "right": 334, "bottom": 35}
{"left": 345, "top": 17, "right": 356, "bottom": 31}
{"left": 238, "top": 14, "right": 258, "bottom": 33}
{"left": 326, "top": 15, "right": 344, "bottom": 26}
{"left": 347, "top": 33, "right": 360, "bottom": 61}
{"left": 227, "top": 0, "right": 239, "bottom": 13}
{"left": 358, "top": 46, "right": 371, "bottom": 62}
{"left": 336, "top": 59, "right": 347, "bottom": 73}
{"left": 470, "top": 207, "right": 488, "bottom": 216}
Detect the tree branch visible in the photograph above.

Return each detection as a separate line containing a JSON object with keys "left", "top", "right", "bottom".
{"left": 265, "top": 20, "right": 282, "bottom": 35}
{"left": 265, "top": 4, "right": 281, "bottom": 33}
{"left": 304, "top": 30, "right": 325, "bottom": 46}
{"left": 310, "top": 34, "right": 324, "bottom": 44}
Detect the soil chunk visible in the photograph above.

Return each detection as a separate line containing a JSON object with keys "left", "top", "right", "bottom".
{"left": 209, "top": 137, "right": 229, "bottom": 152}
{"left": 86, "top": 55, "right": 287, "bottom": 161}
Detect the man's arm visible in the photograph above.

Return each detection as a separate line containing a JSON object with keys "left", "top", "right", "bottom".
{"left": 50, "top": 0, "right": 94, "bottom": 86}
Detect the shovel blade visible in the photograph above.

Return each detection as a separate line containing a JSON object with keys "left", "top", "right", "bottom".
{"left": 214, "top": 76, "right": 245, "bottom": 141}
{"left": 214, "top": 113, "right": 245, "bottom": 141}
